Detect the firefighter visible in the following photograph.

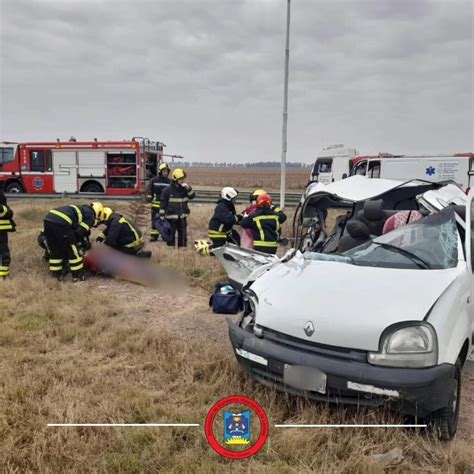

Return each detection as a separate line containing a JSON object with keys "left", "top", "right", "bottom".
{"left": 243, "top": 189, "right": 267, "bottom": 216}
{"left": 208, "top": 187, "right": 242, "bottom": 248}
{"left": 0, "top": 185, "right": 15, "bottom": 279}
{"left": 147, "top": 162, "right": 172, "bottom": 241}
{"left": 159, "top": 168, "right": 195, "bottom": 247}
{"left": 240, "top": 193, "right": 287, "bottom": 254}
{"left": 43, "top": 202, "right": 104, "bottom": 281}
{"left": 96, "top": 207, "right": 151, "bottom": 257}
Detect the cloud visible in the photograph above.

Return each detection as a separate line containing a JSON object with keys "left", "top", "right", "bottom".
{"left": 0, "top": 0, "right": 472, "bottom": 163}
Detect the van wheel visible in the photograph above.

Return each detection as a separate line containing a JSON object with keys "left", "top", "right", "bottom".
{"left": 429, "top": 358, "right": 461, "bottom": 440}
{"left": 5, "top": 181, "right": 25, "bottom": 193}
{"left": 82, "top": 182, "right": 103, "bottom": 193}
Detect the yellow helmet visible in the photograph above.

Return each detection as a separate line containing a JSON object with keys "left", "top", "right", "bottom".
{"left": 90, "top": 201, "right": 104, "bottom": 224}
{"left": 102, "top": 207, "right": 113, "bottom": 222}
{"left": 172, "top": 168, "right": 186, "bottom": 181}
{"left": 159, "top": 162, "right": 170, "bottom": 173}
{"left": 194, "top": 239, "right": 211, "bottom": 256}
{"left": 250, "top": 189, "right": 266, "bottom": 202}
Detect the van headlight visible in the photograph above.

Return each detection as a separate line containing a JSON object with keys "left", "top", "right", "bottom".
{"left": 368, "top": 323, "right": 438, "bottom": 368}
{"left": 239, "top": 291, "right": 258, "bottom": 332}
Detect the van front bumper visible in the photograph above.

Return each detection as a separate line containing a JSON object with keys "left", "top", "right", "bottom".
{"left": 228, "top": 321, "right": 455, "bottom": 418}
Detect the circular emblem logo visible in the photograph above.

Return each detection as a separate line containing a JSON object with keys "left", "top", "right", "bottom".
{"left": 33, "top": 177, "right": 43, "bottom": 190}
{"left": 204, "top": 396, "right": 269, "bottom": 459}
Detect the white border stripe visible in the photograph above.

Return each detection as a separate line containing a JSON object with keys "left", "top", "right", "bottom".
{"left": 275, "top": 424, "right": 426, "bottom": 428}
{"left": 48, "top": 423, "right": 200, "bottom": 427}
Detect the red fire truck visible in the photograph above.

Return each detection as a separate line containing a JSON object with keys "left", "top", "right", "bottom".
{"left": 0, "top": 137, "right": 165, "bottom": 195}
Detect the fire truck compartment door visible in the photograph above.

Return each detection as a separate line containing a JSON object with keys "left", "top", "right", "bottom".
{"left": 78, "top": 151, "right": 106, "bottom": 177}
{"left": 53, "top": 151, "right": 78, "bottom": 192}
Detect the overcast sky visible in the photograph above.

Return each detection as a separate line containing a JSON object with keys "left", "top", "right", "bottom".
{"left": 0, "top": 0, "right": 472, "bottom": 163}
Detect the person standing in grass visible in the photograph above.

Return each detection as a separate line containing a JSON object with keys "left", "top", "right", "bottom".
{"left": 159, "top": 168, "right": 195, "bottom": 248}
{"left": 207, "top": 187, "right": 242, "bottom": 249}
{"left": 0, "top": 183, "right": 15, "bottom": 279}
{"left": 146, "top": 162, "right": 172, "bottom": 241}
{"left": 240, "top": 193, "right": 287, "bottom": 255}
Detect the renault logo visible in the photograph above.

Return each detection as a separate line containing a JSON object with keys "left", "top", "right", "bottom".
{"left": 304, "top": 321, "right": 315, "bottom": 337}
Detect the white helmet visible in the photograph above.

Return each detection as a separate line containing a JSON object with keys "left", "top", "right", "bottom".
{"left": 221, "top": 187, "right": 238, "bottom": 201}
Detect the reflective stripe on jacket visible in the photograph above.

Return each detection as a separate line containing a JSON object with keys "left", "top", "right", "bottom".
{"left": 208, "top": 199, "right": 238, "bottom": 239}
{"left": 159, "top": 182, "right": 195, "bottom": 219}
{"left": 45, "top": 205, "right": 95, "bottom": 232}
{"left": 100, "top": 213, "right": 143, "bottom": 249}
{"left": 0, "top": 204, "right": 15, "bottom": 232}
{"left": 240, "top": 207, "right": 287, "bottom": 248}
{"left": 147, "top": 176, "right": 172, "bottom": 208}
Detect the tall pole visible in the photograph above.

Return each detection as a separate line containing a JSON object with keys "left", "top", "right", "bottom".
{"left": 280, "top": 0, "right": 291, "bottom": 208}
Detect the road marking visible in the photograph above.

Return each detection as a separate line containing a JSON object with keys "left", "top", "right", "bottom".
{"left": 274, "top": 424, "right": 427, "bottom": 428}
{"left": 48, "top": 423, "right": 200, "bottom": 427}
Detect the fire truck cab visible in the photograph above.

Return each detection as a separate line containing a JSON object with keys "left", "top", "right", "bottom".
{"left": 0, "top": 138, "right": 165, "bottom": 195}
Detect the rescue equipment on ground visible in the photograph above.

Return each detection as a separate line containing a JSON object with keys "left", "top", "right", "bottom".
{"left": 209, "top": 283, "right": 244, "bottom": 314}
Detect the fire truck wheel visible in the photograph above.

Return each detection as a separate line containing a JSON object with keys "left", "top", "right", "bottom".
{"left": 81, "top": 182, "right": 104, "bottom": 193}
{"left": 5, "top": 181, "right": 25, "bottom": 193}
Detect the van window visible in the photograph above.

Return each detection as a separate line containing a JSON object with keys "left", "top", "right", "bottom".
{"left": 368, "top": 161, "right": 381, "bottom": 178}
{"left": 353, "top": 161, "right": 367, "bottom": 176}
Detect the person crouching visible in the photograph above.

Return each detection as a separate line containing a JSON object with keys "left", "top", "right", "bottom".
{"left": 96, "top": 208, "right": 151, "bottom": 258}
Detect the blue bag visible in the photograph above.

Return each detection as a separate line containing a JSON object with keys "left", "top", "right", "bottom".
{"left": 153, "top": 217, "right": 173, "bottom": 243}
{"left": 209, "top": 283, "right": 244, "bottom": 314}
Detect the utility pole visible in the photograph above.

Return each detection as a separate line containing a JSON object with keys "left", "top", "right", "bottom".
{"left": 280, "top": 0, "right": 291, "bottom": 208}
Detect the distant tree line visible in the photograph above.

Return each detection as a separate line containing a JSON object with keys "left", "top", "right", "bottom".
{"left": 175, "top": 161, "right": 310, "bottom": 168}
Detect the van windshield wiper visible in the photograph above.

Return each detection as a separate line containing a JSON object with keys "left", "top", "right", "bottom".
{"left": 373, "top": 242, "right": 432, "bottom": 269}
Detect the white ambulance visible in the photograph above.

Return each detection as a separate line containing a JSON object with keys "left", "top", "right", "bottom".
{"left": 310, "top": 145, "right": 358, "bottom": 184}
{"left": 350, "top": 153, "right": 474, "bottom": 191}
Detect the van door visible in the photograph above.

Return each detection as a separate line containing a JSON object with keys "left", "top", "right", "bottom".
{"left": 53, "top": 151, "right": 78, "bottom": 193}
{"left": 350, "top": 160, "right": 367, "bottom": 177}
{"left": 465, "top": 190, "right": 474, "bottom": 359}
{"left": 468, "top": 158, "right": 474, "bottom": 191}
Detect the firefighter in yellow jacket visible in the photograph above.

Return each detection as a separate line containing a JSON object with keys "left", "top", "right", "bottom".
{"left": 96, "top": 207, "right": 151, "bottom": 257}
{"left": 146, "top": 162, "right": 172, "bottom": 241}
{"left": 0, "top": 185, "right": 15, "bottom": 279}
{"left": 43, "top": 202, "right": 104, "bottom": 281}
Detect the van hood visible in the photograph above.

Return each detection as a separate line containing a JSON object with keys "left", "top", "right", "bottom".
{"left": 250, "top": 258, "right": 462, "bottom": 351}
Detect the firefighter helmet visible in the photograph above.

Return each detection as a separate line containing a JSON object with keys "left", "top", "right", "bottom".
{"left": 90, "top": 202, "right": 105, "bottom": 223}
{"left": 221, "top": 187, "right": 238, "bottom": 201}
{"left": 256, "top": 193, "right": 272, "bottom": 208}
{"left": 194, "top": 239, "right": 211, "bottom": 256}
{"left": 159, "top": 162, "right": 170, "bottom": 174}
{"left": 172, "top": 168, "right": 186, "bottom": 181}
{"left": 102, "top": 207, "right": 113, "bottom": 222}
{"left": 249, "top": 189, "right": 266, "bottom": 202}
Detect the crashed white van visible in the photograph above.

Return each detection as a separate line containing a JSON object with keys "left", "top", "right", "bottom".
{"left": 215, "top": 177, "right": 473, "bottom": 440}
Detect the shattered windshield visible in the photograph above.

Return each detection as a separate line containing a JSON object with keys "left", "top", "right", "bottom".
{"left": 340, "top": 207, "right": 459, "bottom": 270}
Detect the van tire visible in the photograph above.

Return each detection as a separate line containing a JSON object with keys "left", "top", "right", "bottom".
{"left": 5, "top": 181, "right": 25, "bottom": 193}
{"left": 429, "top": 358, "right": 461, "bottom": 441}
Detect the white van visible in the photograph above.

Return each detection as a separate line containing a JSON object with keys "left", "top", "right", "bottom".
{"left": 350, "top": 154, "right": 474, "bottom": 191}
{"left": 310, "top": 145, "right": 358, "bottom": 184}
{"left": 216, "top": 177, "right": 472, "bottom": 440}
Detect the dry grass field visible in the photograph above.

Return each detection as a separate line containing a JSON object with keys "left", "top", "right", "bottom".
{"left": 1, "top": 198, "right": 473, "bottom": 473}
{"left": 184, "top": 167, "right": 310, "bottom": 192}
